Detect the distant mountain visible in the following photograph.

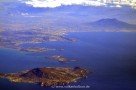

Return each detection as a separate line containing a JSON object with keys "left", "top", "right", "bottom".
{"left": 89, "top": 18, "right": 136, "bottom": 30}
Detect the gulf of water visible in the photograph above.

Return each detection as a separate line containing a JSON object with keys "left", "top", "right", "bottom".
{"left": 0, "top": 32, "right": 136, "bottom": 90}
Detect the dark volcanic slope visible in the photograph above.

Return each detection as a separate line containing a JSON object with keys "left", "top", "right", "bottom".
{"left": 0, "top": 67, "right": 89, "bottom": 87}
{"left": 89, "top": 18, "right": 136, "bottom": 30}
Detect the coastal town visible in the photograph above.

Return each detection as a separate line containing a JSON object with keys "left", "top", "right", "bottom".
{"left": 0, "top": 28, "right": 77, "bottom": 53}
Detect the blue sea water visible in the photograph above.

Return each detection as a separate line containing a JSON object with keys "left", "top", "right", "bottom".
{"left": 0, "top": 32, "right": 136, "bottom": 90}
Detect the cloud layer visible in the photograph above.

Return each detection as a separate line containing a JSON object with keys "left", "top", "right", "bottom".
{"left": 20, "top": 0, "right": 136, "bottom": 8}
{"left": 20, "top": 0, "right": 107, "bottom": 8}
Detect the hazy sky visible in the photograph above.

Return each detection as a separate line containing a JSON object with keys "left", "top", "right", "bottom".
{"left": 0, "top": 0, "right": 136, "bottom": 24}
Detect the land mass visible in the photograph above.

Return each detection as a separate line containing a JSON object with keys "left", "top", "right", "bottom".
{"left": 0, "top": 67, "right": 89, "bottom": 87}
{"left": 46, "top": 55, "right": 77, "bottom": 63}
{"left": 87, "top": 18, "right": 136, "bottom": 32}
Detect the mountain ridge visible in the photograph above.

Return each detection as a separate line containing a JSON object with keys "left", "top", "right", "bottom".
{"left": 89, "top": 18, "right": 136, "bottom": 30}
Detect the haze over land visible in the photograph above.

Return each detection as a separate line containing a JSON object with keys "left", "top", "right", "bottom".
{"left": 0, "top": 0, "right": 136, "bottom": 89}
{"left": 0, "top": 0, "right": 136, "bottom": 51}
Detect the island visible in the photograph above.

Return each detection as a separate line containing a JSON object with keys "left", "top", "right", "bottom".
{"left": 46, "top": 55, "right": 77, "bottom": 63}
{"left": 0, "top": 67, "right": 89, "bottom": 87}
{"left": 51, "top": 55, "right": 69, "bottom": 63}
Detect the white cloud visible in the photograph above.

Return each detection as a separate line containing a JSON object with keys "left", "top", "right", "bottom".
{"left": 19, "top": 0, "right": 136, "bottom": 8}
{"left": 20, "top": 12, "right": 41, "bottom": 17}
{"left": 21, "top": 12, "right": 29, "bottom": 16}
{"left": 20, "top": 0, "right": 106, "bottom": 8}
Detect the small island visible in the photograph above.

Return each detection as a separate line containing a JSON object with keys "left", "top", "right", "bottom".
{"left": 47, "top": 55, "right": 77, "bottom": 63}
{"left": 0, "top": 67, "right": 89, "bottom": 87}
